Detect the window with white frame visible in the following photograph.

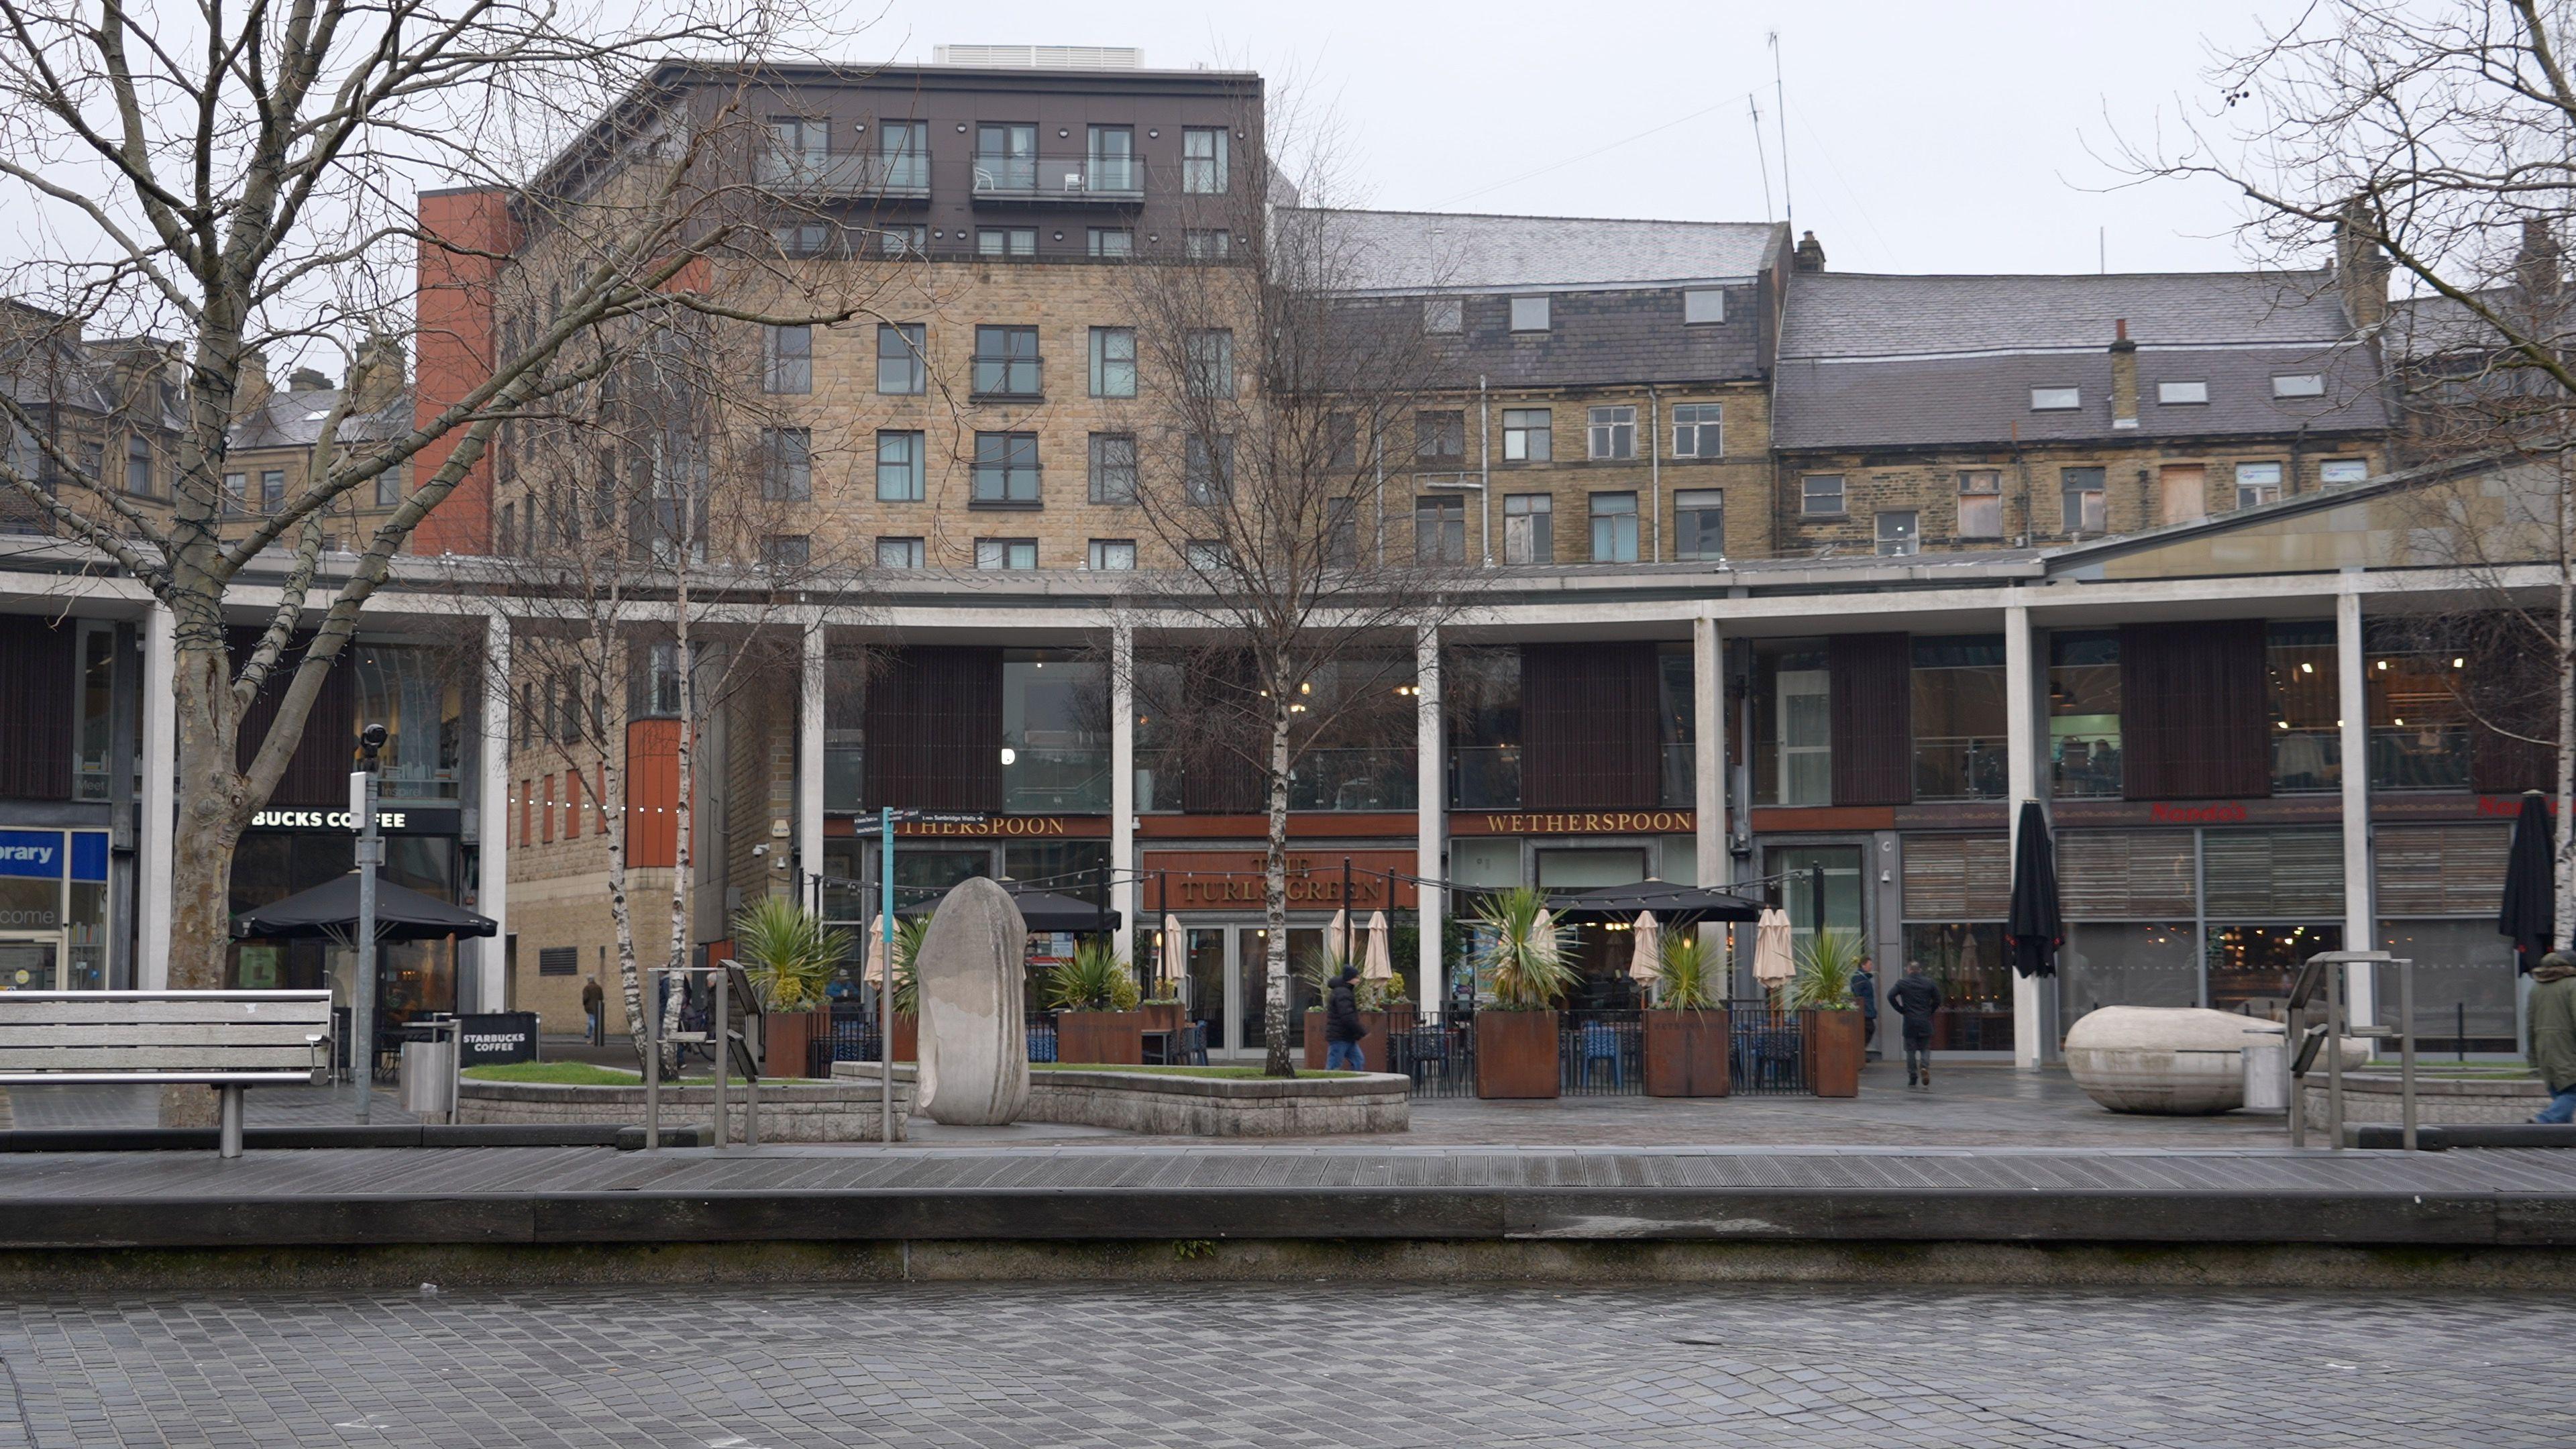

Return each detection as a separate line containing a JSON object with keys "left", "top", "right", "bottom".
{"left": 2235, "top": 461, "right": 2284, "bottom": 508}
{"left": 2061, "top": 466, "right": 2106, "bottom": 534}
{"left": 1683, "top": 288, "right": 1725, "bottom": 324}
{"left": 2157, "top": 380, "right": 2208, "bottom": 405}
{"left": 2030, "top": 386, "right": 2081, "bottom": 411}
{"left": 1587, "top": 405, "right": 1635, "bottom": 460}
{"left": 1674, "top": 489, "right": 1725, "bottom": 559}
{"left": 1503, "top": 493, "right": 1553, "bottom": 564}
{"left": 1876, "top": 510, "right": 1919, "bottom": 556}
{"left": 1415, "top": 494, "right": 1466, "bottom": 564}
{"left": 1590, "top": 491, "right": 1638, "bottom": 562}
{"left": 1509, "top": 295, "right": 1550, "bottom": 332}
{"left": 1670, "top": 403, "right": 1722, "bottom": 458}
{"left": 2318, "top": 458, "right": 2369, "bottom": 484}
{"left": 1501, "top": 408, "right": 1551, "bottom": 462}
{"left": 2272, "top": 373, "right": 2326, "bottom": 398}
{"left": 1801, "top": 473, "right": 1845, "bottom": 516}
{"left": 1956, "top": 470, "right": 2002, "bottom": 539}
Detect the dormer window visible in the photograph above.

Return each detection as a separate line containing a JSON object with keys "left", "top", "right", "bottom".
{"left": 2030, "top": 386, "right": 2080, "bottom": 411}
{"left": 2157, "top": 380, "right": 2208, "bottom": 405}
{"left": 1509, "top": 295, "right": 1550, "bottom": 333}
{"left": 2272, "top": 373, "right": 2326, "bottom": 398}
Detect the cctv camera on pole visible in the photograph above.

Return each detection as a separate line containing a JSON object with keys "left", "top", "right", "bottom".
{"left": 352, "top": 721, "right": 387, "bottom": 1123}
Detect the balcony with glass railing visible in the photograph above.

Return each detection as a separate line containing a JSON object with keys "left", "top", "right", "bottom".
{"left": 1003, "top": 747, "right": 1110, "bottom": 814}
{"left": 1448, "top": 745, "right": 1521, "bottom": 810}
{"left": 1660, "top": 744, "right": 1695, "bottom": 809}
{"left": 824, "top": 741, "right": 865, "bottom": 812}
{"left": 1915, "top": 737, "right": 2008, "bottom": 801}
{"left": 971, "top": 154, "right": 1146, "bottom": 204}
{"left": 2271, "top": 727, "right": 2343, "bottom": 794}
{"left": 2050, "top": 733, "right": 2122, "bottom": 799}
{"left": 1287, "top": 748, "right": 1417, "bottom": 812}
{"left": 2370, "top": 724, "right": 2473, "bottom": 791}
{"left": 755, "top": 151, "right": 932, "bottom": 199}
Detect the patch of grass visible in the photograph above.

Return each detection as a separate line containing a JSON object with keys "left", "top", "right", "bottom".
{"left": 1033, "top": 1062, "right": 1366, "bottom": 1079}
{"left": 461, "top": 1061, "right": 825, "bottom": 1085}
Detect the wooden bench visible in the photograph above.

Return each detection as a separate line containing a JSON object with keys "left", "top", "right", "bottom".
{"left": 0, "top": 990, "right": 333, "bottom": 1156}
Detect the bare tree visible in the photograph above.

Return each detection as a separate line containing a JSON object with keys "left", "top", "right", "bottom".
{"left": 0, "top": 1, "right": 877, "bottom": 1098}
{"left": 2123, "top": 0, "right": 2576, "bottom": 933}
{"left": 1116, "top": 111, "right": 1463, "bottom": 1076}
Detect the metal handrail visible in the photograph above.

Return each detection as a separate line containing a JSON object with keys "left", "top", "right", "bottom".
{"left": 2287, "top": 951, "right": 2417, "bottom": 1150}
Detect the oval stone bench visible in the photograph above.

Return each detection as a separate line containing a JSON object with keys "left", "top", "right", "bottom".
{"left": 2065, "top": 1006, "right": 2367, "bottom": 1114}
{"left": 459, "top": 1076, "right": 910, "bottom": 1142}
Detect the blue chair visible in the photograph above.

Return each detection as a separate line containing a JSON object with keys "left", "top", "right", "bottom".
{"left": 1571, "top": 1022, "right": 1623, "bottom": 1089}
{"left": 1027, "top": 1026, "right": 1057, "bottom": 1063}
{"left": 1179, "top": 1022, "right": 1210, "bottom": 1065}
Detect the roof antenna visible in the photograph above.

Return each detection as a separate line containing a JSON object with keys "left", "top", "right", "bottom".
{"left": 2100, "top": 226, "right": 2106, "bottom": 275}
{"left": 1769, "top": 32, "right": 1793, "bottom": 228}
{"left": 1749, "top": 97, "right": 1775, "bottom": 223}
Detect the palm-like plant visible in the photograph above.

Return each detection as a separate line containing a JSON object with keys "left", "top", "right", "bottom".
{"left": 1472, "top": 886, "right": 1580, "bottom": 1010}
{"left": 731, "top": 896, "right": 852, "bottom": 1014}
{"left": 1789, "top": 926, "right": 1863, "bottom": 1011}
{"left": 885, "top": 916, "right": 929, "bottom": 1017}
{"left": 1044, "top": 937, "right": 1142, "bottom": 1012}
{"left": 1656, "top": 932, "right": 1721, "bottom": 1011}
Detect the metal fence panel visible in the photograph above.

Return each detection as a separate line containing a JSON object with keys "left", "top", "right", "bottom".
{"left": 1558, "top": 1011, "right": 1644, "bottom": 1096}
{"left": 1389, "top": 1020, "right": 1475, "bottom": 1097}
{"left": 1729, "top": 1000, "right": 1813, "bottom": 1095}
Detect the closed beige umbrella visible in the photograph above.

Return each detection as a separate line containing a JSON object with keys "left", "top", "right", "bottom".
{"left": 1362, "top": 909, "right": 1394, "bottom": 980}
{"left": 1532, "top": 906, "right": 1560, "bottom": 967}
{"left": 1160, "top": 913, "right": 1185, "bottom": 999}
{"left": 1752, "top": 908, "right": 1797, "bottom": 990}
{"left": 1325, "top": 907, "right": 1351, "bottom": 966}
{"left": 1627, "top": 912, "right": 1661, "bottom": 985}
{"left": 861, "top": 914, "right": 889, "bottom": 983}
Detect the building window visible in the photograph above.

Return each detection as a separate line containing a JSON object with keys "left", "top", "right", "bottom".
{"left": 1087, "top": 227, "right": 1133, "bottom": 258}
{"left": 763, "top": 115, "right": 828, "bottom": 180}
{"left": 2061, "top": 466, "right": 2106, "bottom": 534}
{"left": 1087, "top": 433, "right": 1138, "bottom": 502}
{"left": 1185, "top": 434, "right": 1234, "bottom": 502}
{"left": 2159, "top": 464, "right": 2208, "bottom": 525}
{"left": 2267, "top": 621, "right": 2342, "bottom": 794}
{"left": 1590, "top": 491, "right": 1638, "bottom": 562}
{"left": 1326, "top": 412, "right": 1359, "bottom": 469}
{"left": 261, "top": 470, "right": 285, "bottom": 511}
{"left": 2049, "top": 630, "right": 2122, "bottom": 798}
{"left": 1087, "top": 123, "right": 1136, "bottom": 191}
{"left": 1088, "top": 539, "right": 1137, "bottom": 571}
{"left": 1184, "top": 329, "right": 1233, "bottom": 396}
{"left": 877, "top": 119, "right": 928, "bottom": 189}
{"left": 1683, "top": 288, "right": 1725, "bottom": 324}
{"left": 1182, "top": 127, "right": 1229, "bottom": 193}
{"left": 1184, "top": 539, "right": 1232, "bottom": 570}
{"left": 222, "top": 472, "right": 246, "bottom": 515}
{"left": 1424, "top": 297, "right": 1462, "bottom": 333}
{"left": 1416, "top": 410, "right": 1465, "bottom": 464}
{"left": 1509, "top": 295, "right": 1550, "bottom": 332}
{"left": 1956, "top": 470, "right": 2002, "bottom": 539}
{"left": 1911, "top": 635, "right": 2010, "bottom": 801}
{"left": 875, "top": 431, "right": 925, "bottom": 502}
{"left": 375, "top": 464, "right": 402, "bottom": 508}
{"left": 877, "top": 536, "right": 925, "bottom": 569}
{"left": 974, "top": 121, "right": 1036, "bottom": 192}
{"left": 1674, "top": 489, "right": 1724, "bottom": 559}
{"left": 875, "top": 223, "right": 926, "bottom": 256}
{"left": 2157, "top": 380, "right": 2208, "bottom": 405}
{"left": 2272, "top": 373, "right": 2326, "bottom": 398}
{"left": 1085, "top": 327, "right": 1136, "bottom": 398}
{"left": 1501, "top": 408, "right": 1551, "bottom": 462}
{"left": 975, "top": 538, "right": 1038, "bottom": 570}
{"left": 2030, "top": 386, "right": 2081, "bottom": 411}
{"left": 877, "top": 323, "right": 925, "bottom": 394}
{"left": 1415, "top": 494, "right": 1466, "bottom": 564}
{"left": 1503, "top": 493, "right": 1553, "bottom": 564}
{"left": 761, "top": 325, "right": 812, "bottom": 393}
{"left": 1801, "top": 473, "right": 1845, "bottom": 517}
{"left": 1587, "top": 405, "right": 1635, "bottom": 460}
{"left": 2319, "top": 458, "right": 2369, "bottom": 484}
{"left": 973, "top": 325, "right": 1040, "bottom": 396}
{"left": 1670, "top": 403, "right": 1722, "bottom": 458}
{"left": 761, "top": 534, "right": 810, "bottom": 568}
{"left": 1183, "top": 229, "right": 1232, "bottom": 260}
{"left": 976, "top": 227, "right": 1037, "bottom": 258}
{"left": 773, "top": 223, "right": 829, "bottom": 258}
{"left": 1754, "top": 643, "right": 1832, "bottom": 807}
{"left": 760, "top": 427, "right": 811, "bottom": 501}
{"left": 497, "top": 500, "right": 515, "bottom": 553}
{"left": 1876, "top": 510, "right": 1919, "bottom": 556}
{"left": 1326, "top": 496, "right": 1359, "bottom": 566}
{"left": 124, "top": 435, "right": 152, "bottom": 495}
{"left": 2235, "top": 461, "right": 2284, "bottom": 508}
{"left": 973, "top": 431, "right": 1041, "bottom": 504}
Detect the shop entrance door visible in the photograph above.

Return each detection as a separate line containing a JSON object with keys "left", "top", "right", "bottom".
{"left": 0, "top": 937, "right": 61, "bottom": 991}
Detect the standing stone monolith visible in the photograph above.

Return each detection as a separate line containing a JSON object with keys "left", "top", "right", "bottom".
{"left": 914, "top": 876, "right": 1030, "bottom": 1125}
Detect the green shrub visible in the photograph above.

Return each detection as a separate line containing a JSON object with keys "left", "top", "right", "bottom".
{"left": 1045, "top": 937, "right": 1140, "bottom": 1012}
{"left": 1656, "top": 931, "right": 1721, "bottom": 1010}
{"left": 1472, "top": 886, "right": 1579, "bottom": 1011}
{"left": 730, "top": 896, "right": 851, "bottom": 1013}
{"left": 1790, "top": 926, "right": 1862, "bottom": 1011}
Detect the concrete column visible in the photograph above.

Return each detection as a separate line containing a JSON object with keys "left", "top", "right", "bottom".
{"left": 1111, "top": 618, "right": 1136, "bottom": 971}
{"left": 798, "top": 612, "right": 827, "bottom": 918}
{"left": 1693, "top": 612, "right": 1727, "bottom": 970}
{"left": 478, "top": 612, "right": 510, "bottom": 1010}
{"left": 1415, "top": 624, "right": 1444, "bottom": 1020}
{"left": 2338, "top": 586, "right": 2376, "bottom": 1027}
{"left": 136, "top": 604, "right": 175, "bottom": 990}
{"left": 2004, "top": 602, "right": 2044, "bottom": 1071}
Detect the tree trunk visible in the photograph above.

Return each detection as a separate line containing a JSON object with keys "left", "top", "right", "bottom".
{"left": 162, "top": 610, "right": 251, "bottom": 1126}
{"left": 662, "top": 628, "right": 695, "bottom": 1074}
{"left": 1263, "top": 686, "right": 1293, "bottom": 1077}
{"left": 601, "top": 749, "right": 649, "bottom": 1073}
{"left": 2558, "top": 465, "right": 2573, "bottom": 957}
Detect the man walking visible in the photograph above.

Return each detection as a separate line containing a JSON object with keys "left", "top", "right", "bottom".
{"left": 582, "top": 975, "right": 605, "bottom": 1047}
{"left": 1852, "top": 955, "right": 1880, "bottom": 1061}
{"left": 2529, "top": 952, "right": 2576, "bottom": 1124}
{"left": 1888, "top": 959, "right": 1943, "bottom": 1089}
{"left": 1324, "top": 966, "right": 1368, "bottom": 1072}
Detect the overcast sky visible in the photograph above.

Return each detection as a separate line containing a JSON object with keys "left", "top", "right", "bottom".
{"left": 849, "top": 0, "right": 2308, "bottom": 277}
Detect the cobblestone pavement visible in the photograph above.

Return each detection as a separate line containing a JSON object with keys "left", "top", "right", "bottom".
{"left": 0, "top": 1282, "right": 2553, "bottom": 1447}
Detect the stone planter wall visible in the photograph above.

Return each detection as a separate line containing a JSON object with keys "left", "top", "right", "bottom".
{"left": 2301, "top": 1072, "right": 2548, "bottom": 1127}
{"left": 1020, "top": 1068, "right": 1410, "bottom": 1136}
{"left": 460, "top": 1077, "right": 909, "bottom": 1142}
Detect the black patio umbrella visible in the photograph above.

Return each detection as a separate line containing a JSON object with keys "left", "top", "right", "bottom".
{"left": 231, "top": 870, "right": 497, "bottom": 944}
{"left": 897, "top": 878, "right": 1121, "bottom": 933}
{"left": 2498, "top": 790, "right": 2557, "bottom": 974}
{"left": 2003, "top": 800, "right": 2062, "bottom": 979}
{"left": 1546, "top": 879, "right": 1765, "bottom": 922}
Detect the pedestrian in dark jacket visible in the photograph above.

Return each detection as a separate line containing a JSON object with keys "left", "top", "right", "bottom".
{"left": 581, "top": 976, "right": 605, "bottom": 1046}
{"left": 1887, "top": 961, "right": 1943, "bottom": 1089}
{"left": 1852, "top": 957, "right": 1880, "bottom": 1059}
{"left": 1324, "top": 967, "right": 1367, "bottom": 1071}
{"left": 2529, "top": 953, "right": 2576, "bottom": 1124}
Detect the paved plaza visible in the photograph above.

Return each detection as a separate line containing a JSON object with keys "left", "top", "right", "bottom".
{"left": 0, "top": 1281, "right": 2556, "bottom": 1447}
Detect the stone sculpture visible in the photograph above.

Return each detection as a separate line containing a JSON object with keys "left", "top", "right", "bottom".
{"left": 2064, "top": 1005, "right": 2366, "bottom": 1114}
{"left": 914, "top": 876, "right": 1030, "bottom": 1125}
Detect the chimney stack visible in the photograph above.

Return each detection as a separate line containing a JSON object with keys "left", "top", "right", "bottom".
{"left": 234, "top": 348, "right": 272, "bottom": 422}
{"left": 350, "top": 333, "right": 407, "bottom": 412}
{"left": 2332, "top": 199, "right": 2390, "bottom": 331}
{"left": 1792, "top": 230, "right": 1827, "bottom": 273}
{"left": 2108, "top": 317, "right": 2139, "bottom": 430}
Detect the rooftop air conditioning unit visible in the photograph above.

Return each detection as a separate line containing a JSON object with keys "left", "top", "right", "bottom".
{"left": 934, "top": 45, "right": 1143, "bottom": 70}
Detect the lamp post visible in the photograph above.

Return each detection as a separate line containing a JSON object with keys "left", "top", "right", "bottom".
{"left": 352, "top": 721, "right": 386, "bottom": 1124}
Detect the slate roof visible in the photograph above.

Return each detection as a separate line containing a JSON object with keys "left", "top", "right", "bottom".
{"left": 1302, "top": 209, "right": 1785, "bottom": 294}
{"left": 1779, "top": 270, "right": 2357, "bottom": 358}
{"left": 228, "top": 386, "right": 411, "bottom": 452}
{"left": 1772, "top": 269, "right": 2389, "bottom": 450}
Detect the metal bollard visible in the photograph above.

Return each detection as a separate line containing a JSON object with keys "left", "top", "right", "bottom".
{"left": 712, "top": 966, "right": 729, "bottom": 1152}
{"left": 645, "top": 967, "right": 661, "bottom": 1150}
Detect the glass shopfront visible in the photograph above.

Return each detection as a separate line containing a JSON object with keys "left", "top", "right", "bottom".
{"left": 0, "top": 829, "right": 111, "bottom": 989}
{"left": 228, "top": 823, "right": 459, "bottom": 1026}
